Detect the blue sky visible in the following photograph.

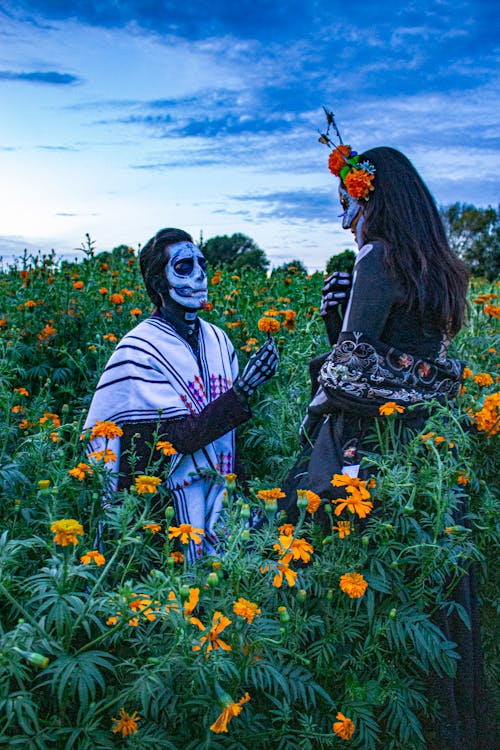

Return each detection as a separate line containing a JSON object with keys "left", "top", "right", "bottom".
{"left": 0, "top": 0, "right": 498, "bottom": 271}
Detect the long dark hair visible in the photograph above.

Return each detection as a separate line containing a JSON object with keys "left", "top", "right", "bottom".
{"left": 356, "top": 147, "right": 469, "bottom": 336}
{"left": 140, "top": 227, "right": 193, "bottom": 308}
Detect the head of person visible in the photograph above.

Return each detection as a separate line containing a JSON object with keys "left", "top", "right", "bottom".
{"left": 140, "top": 228, "right": 208, "bottom": 312}
{"left": 336, "top": 146, "right": 469, "bottom": 336}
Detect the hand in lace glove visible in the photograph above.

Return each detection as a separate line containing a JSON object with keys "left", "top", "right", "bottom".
{"left": 320, "top": 271, "right": 352, "bottom": 317}
{"left": 233, "top": 338, "right": 279, "bottom": 399}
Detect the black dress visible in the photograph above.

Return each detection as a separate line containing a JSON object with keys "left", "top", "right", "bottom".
{"left": 280, "top": 241, "right": 497, "bottom": 750}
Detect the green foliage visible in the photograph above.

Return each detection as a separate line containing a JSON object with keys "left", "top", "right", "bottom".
{"left": 440, "top": 202, "right": 500, "bottom": 280}
{"left": 0, "top": 244, "right": 498, "bottom": 747}
{"left": 325, "top": 249, "right": 356, "bottom": 276}
{"left": 201, "top": 233, "right": 269, "bottom": 272}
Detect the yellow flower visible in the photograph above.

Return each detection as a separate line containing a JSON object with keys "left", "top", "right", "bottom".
{"left": 378, "top": 401, "right": 405, "bottom": 416}
{"left": 80, "top": 550, "right": 105, "bottom": 566}
{"left": 111, "top": 707, "right": 141, "bottom": 737}
{"left": 134, "top": 475, "right": 162, "bottom": 494}
{"left": 210, "top": 692, "right": 251, "bottom": 733}
{"left": 89, "top": 419, "right": 123, "bottom": 440}
{"left": 261, "top": 560, "right": 298, "bottom": 588}
{"left": 191, "top": 611, "right": 232, "bottom": 654}
{"left": 168, "top": 523, "right": 205, "bottom": 545}
{"left": 156, "top": 440, "right": 177, "bottom": 456}
{"left": 38, "top": 480, "right": 51, "bottom": 490}
{"left": 256, "top": 488, "right": 286, "bottom": 503}
{"left": 233, "top": 597, "right": 261, "bottom": 624}
{"left": 51, "top": 519, "right": 84, "bottom": 546}
{"left": 68, "top": 463, "right": 93, "bottom": 481}
{"left": 297, "top": 489, "right": 321, "bottom": 513}
{"left": 462, "top": 366, "right": 473, "bottom": 379}
{"left": 333, "top": 711, "right": 355, "bottom": 740}
{"left": 142, "top": 523, "right": 162, "bottom": 534}
{"left": 129, "top": 595, "right": 157, "bottom": 622}
{"left": 472, "top": 391, "right": 500, "bottom": 435}
{"left": 339, "top": 572, "right": 368, "bottom": 599}
{"left": 333, "top": 520, "right": 351, "bottom": 539}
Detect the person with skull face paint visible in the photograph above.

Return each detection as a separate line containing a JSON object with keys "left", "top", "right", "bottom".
{"left": 280, "top": 116, "right": 497, "bottom": 750}
{"left": 84, "top": 228, "right": 278, "bottom": 560}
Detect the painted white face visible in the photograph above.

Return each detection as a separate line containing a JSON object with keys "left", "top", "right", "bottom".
{"left": 165, "top": 242, "right": 208, "bottom": 309}
{"left": 339, "top": 185, "right": 364, "bottom": 245}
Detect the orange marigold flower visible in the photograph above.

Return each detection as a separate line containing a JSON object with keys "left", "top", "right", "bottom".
{"left": 156, "top": 440, "right": 177, "bottom": 456}
{"left": 472, "top": 391, "right": 500, "bottom": 435}
{"left": 191, "top": 611, "right": 232, "bottom": 654}
{"left": 183, "top": 587, "right": 200, "bottom": 617}
{"left": 14, "top": 388, "right": 29, "bottom": 397}
{"left": 331, "top": 474, "right": 373, "bottom": 517}
{"left": 210, "top": 692, "right": 251, "bottom": 734}
{"left": 73, "top": 281, "right": 84, "bottom": 290}
{"left": 333, "top": 520, "right": 351, "bottom": 539}
{"left": 170, "top": 551, "right": 184, "bottom": 563}
{"left": 378, "top": 401, "right": 405, "bottom": 416}
{"left": 272, "top": 559, "right": 298, "bottom": 588}
{"left": 462, "top": 366, "right": 473, "bottom": 379}
{"left": 168, "top": 523, "right": 205, "bottom": 545}
{"left": 19, "top": 418, "right": 29, "bottom": 429}
{"left": 51, "top": 518, "right": 84, "bottom": 546}
{"left": 25, "top": 300, "right": 37, "bottom": 308}
{"left": 297, "top": 489, "right": 321, "bottom": 513}
{"left": 99, "top": 287, "right": 108, "bottom": 295}
{"left": 233, "top": 597, "right": 261, "bottom": 624}
{"left": 130, "top": 307, "right": 142, "bottom": 316}
{"left": 129, "top": 595, "right": 157, "bottom": 622}
{"left": 278, "top": 523, "right": 295, "bottom": 535}
{"left": 89, "top": 419, "right": 123, "bottom": 439}
{"left": 142, "top": 523, "right": 162, "bottom": 534}
{"left": 333, "top": 711, "right": 355, "bottom": 740}
{"left": 134, "top": 475, "right": 162, "bottom": 494}
{"left": 50, "top": 431, "right": 60, "bottom": 442}
{"left": 457, "top": 470, "right": 470, "bottom": 486}
{"left": 339, "top": 571, "right": 368, "bottom": 599}
{"left": 103, "top": 332, "right": 117, "bottom": 342}
{"left": 39, "top": 412, "right": 61, "bottom": 427}
{"left": 109, "top": 293, "right": 125, "bottom": 305}
{"left": 68, "top": 463, "right": 94, "bottom": 481}
{"left": 88, "top": 448, "right": 117, "bottom": 464}
{"left": 257, "top": 316, "right": 281, "bottom": 334}
{"left": 0, "top": 318, "right": 7, "bottom": 327}
{"left": 275, "top": 535, "right": 314, "bottom": 564}
{"left": 344, "top": 168, "right": 375, "bottom": 199}
{"left": 11, "top": 405, "right": 24, "bottom": 414}
{"left": 483, "top": 304, "right": 500, "bottom": 318}
{"left": 111, "top": 707, "right": 141, "bottom": 737}
{"left": 473, "top": 372, "right": 494, "bottom": 387}
{"left": 256, "top": 488, "right": 286, "bottom": 503}
{"left": 80, "top": 549, "right": 105, "bottom": 566}
{"left": 328, "top": 144, "right": 352, "bottom": 176}
{"left": 37, "top": 324, "right": 57, "bottom": 340}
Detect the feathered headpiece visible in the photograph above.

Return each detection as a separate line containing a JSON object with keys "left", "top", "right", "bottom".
{"left": 319, "top": 108, "right": 375, "bottom": 200}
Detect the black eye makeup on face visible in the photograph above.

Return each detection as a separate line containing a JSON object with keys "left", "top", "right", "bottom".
{"left": 174, "top": 259, "right": 194, "bottom": 276}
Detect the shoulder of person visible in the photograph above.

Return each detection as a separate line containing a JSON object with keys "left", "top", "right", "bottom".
{"left": 354, "top": 240, "right": 386, "bottom": 270}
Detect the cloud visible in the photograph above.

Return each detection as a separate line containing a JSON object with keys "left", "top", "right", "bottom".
{"left": 232, "top": 189, "right": 337, "bottom": 223}
{"left": 0, "top": 69, "right": 80, "bottom": 84}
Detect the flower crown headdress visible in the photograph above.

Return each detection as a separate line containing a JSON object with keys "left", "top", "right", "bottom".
{"left": 318, "top": 108, "right": 376, "bottom": 200}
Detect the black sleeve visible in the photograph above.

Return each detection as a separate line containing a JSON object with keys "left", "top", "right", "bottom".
{"left": 344, "top": 243, "right": 401, "bottom": 339}
{"left": 120, "top": 387, "right": 251, "bottom": 459}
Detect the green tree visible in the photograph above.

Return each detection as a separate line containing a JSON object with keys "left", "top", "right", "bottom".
{"left": 440, "top": 203, "right": 499, "bottom": 280}
{"left": 201, "top": 233, "right": 269, "bottom": 272}
{"left": 272, "top": 259, "right": 308, "bottom": 275}
{"left": 325, "top": 248, "right": 356, "bottom": 275}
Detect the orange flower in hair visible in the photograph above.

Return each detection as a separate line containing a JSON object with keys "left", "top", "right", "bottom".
{"left": 344, "top": 168, "right": 375, "bottom": 199}
{"left": 328, "top": 145, "right": 352, "bottom": 176}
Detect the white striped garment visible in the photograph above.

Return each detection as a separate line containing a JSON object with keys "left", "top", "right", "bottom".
{"left": 83, "top": 315, "right": 239, "bottom": 558}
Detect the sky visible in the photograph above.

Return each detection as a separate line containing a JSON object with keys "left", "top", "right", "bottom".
{"left": 0, "top": 1, "right": 498, "bottom": 271}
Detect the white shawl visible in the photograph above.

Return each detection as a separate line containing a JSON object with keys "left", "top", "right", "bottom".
{"left": 83, "top": 316, "right": 239, "bottom": 557}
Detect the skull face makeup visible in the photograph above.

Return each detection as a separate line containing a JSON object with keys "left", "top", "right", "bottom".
{"left": 339, "top": 185, "right": 364, "bottom": 246}
{"left": 164, "top": 241, "right": 208, "bottom": 310}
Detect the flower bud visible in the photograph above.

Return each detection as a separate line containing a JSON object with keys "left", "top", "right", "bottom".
{"left": 324, "top": 503, "right": 332, "bottom": 515}
{"left": 296, "top": 589, "right": 307, "bottom": 603}
{"left": 361, "top": 536, "right": 369, "bottom": 547}
{"left": 277, "top": 606, "right": 290, "bottom": 623}
{"left": 241, "top": 529, "right": 250, "bottom": 542}
{"left": 221, "top": 490, "right": 229, "bottom": 508}
{"left": 38, "top": 480, "right": 50, "bottom": 490}
{"left": 207, "top": 572, "right": 219, "bottom": 587}
{"left": 240, "top": 503, "right": 251, "bottom": 520}
{"left": 326, "top": 589, "right": 334, "bottom": 601}
{"left": 296, "top": 490, "right": 309, "bottom": 509}
{"left": 389, "top": 608, "right": 397, "bottom": 619}
{"left": 164, "top": 506, "right": 175, "bottom": 521}
{"left": 179, "top": 584, "right": 190, "bottom": 600}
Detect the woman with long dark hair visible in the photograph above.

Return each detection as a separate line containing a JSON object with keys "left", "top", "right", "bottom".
{"left": 281, "top": 122, "right": 496, "bottom": 749}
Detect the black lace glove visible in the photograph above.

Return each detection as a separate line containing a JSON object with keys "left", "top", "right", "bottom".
{"left": 233, "top": 338, "right": 279, "bottom": 399}
{"left": 320, "top": 271, "right": 352, "bottom": 345}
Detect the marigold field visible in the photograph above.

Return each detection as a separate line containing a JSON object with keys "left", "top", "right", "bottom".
{"left": 0, "top": 242, "right": 498, "bottom": 749}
